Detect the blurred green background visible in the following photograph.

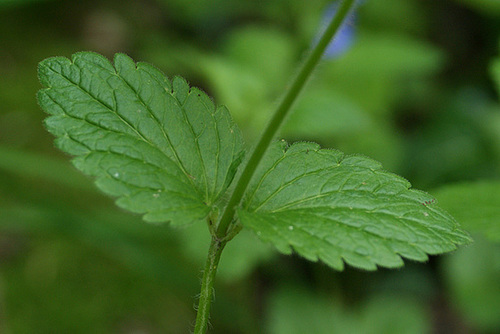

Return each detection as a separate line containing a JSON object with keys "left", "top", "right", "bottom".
{"left": 1, "top": 0, "right": 500, "bottom": 333}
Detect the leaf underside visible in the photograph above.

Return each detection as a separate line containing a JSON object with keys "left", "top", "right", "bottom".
{"left": 238, "top": 141, "right": 471, "bottom": 271}
{"left": 38, "top": 52, "right": 244, "bottom": 224}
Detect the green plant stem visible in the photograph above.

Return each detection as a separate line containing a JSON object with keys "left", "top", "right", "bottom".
{"left": 215, "top": 0, "right": 357, "bottom": 239}
{"left": 193, "top": 237, "right": 226, "bottom": 334}
{"left": 194, "top": 2, "right": 357, "bottom": 331}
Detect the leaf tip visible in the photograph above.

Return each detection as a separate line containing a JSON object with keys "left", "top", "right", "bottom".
{"left": 37, "top": 56, "right": 70, "bottom": 88}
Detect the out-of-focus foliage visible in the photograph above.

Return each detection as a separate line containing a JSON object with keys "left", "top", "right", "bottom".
{"left": 443, "top": 237, "right": 500, "bottom": 332}
{"left": 267, "top": 285, "right": 430, "bottom": 334}
{"left": 0, "top": 0, "right": 52, "bottom": 8}
{"left": 435, "top": 181, "right": 500, "bottom": 242}
{"left": 1, "top": 0, "right": 500, "bottom": 332}
{"left": 456, "top": 0, "right": 500, "bottom": 14}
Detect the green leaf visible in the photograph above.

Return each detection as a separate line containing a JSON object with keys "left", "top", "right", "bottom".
{"left": 238, "top": 141, "right": 471, "bottom": 271}
{"left": 37, "top": 52, "right": 244, "bottom": 225}
{"left": 434, "top": 181, "right": 500, "bottom": 242}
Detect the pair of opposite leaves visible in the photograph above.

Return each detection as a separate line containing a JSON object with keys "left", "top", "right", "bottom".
{"left": 38, "top": 52, "right": 470, "bottom": 271}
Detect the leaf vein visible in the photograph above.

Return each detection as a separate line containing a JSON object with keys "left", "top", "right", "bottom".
{"left": 116, "top": 69, "right": 199, "bottom": 192}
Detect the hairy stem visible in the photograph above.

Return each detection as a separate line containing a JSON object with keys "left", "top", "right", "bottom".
{"left": 193, "top": 238, "right": 226, "bottom": 334}
{"left": 216, "top": 0, "right": 357, "bottom": 239}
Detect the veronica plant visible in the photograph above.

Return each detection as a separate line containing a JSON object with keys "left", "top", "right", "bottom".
{"left": 37, "top": 0, "right": 470, "bottom": 332}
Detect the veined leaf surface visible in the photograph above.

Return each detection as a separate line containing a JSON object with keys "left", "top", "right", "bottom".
{"left": 38, "top": 52, "right": 244, "bottom": 224}
{"left": 238, "top": 141, "right": 471, "bottom": 270}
